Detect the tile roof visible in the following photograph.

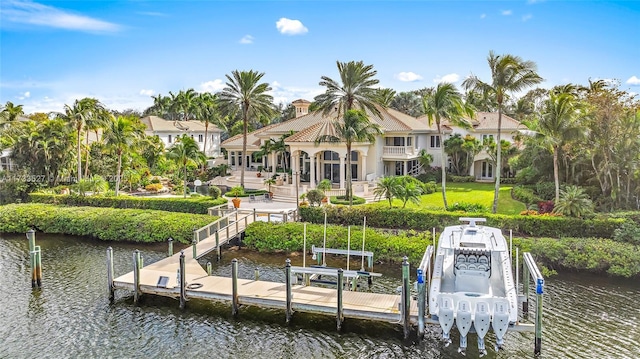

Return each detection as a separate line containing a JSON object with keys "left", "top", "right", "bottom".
{"left": 471, "top": 112, "right": 521, "bottom": 130}
{"left": 141, "top": 116, "right": 221, "bottom": 133}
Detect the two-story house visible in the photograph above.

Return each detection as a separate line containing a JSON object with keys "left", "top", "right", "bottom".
{"left": 140, "top": 116, "right": 223, "bottom": 158}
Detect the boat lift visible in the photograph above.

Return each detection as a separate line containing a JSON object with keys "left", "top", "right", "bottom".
{"left": 416, "top": 228, "right": 545, "bottom": 355}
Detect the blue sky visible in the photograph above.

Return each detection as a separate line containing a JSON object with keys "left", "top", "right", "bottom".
{"left": 1, "top": 0, "right": 639, "bottom": 114}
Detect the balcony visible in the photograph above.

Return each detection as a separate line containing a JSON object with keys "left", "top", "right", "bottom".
{"left": 382, "top": 146, "right": 417, "bottom": 159}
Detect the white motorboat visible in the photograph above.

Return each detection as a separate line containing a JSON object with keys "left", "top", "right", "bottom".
{"left": 428, "top": 217, "right": 518, "bottom": 355}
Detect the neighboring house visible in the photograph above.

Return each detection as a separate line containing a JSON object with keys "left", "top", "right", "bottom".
{"left": 221, "top": 100, "right": 524, "bottom": 189}
{"left": 140, "top": 116, "right": 223, "bottom": 158}
{"left": 0, "top": 149, "right": 15, "bottom": 172}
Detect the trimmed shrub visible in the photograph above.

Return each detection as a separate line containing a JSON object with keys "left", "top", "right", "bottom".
{"left": 306, "top": 189, "right": 325, "bottom": 206}
{"left": 208, "top": 185, "right": 222, "bottom": 199}
{"left": 0, "top": 204, "right": 215, "bottom": 244}
{"left": 28, "top": 193, "right": 226, "bottom": 214}
{"left": 330, "top": 195, "right": 366, "bottom": 205}
{"left": 145, "top": 183, "right": 164, "bottom": 192}
{"left": 449, "top": 175, "right": 475, "bottom": 183}
{"left": 447, "top": 202, "right": 488, "bottom": 213}
{"left": 299, "top": 205, "right": 626, "bottom": 239}
{"left": 512, "top": 186, "right": 542, "bottom": 205}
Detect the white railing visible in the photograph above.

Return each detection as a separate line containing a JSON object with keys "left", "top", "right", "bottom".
{"left": 383, "top": 146, "right": 416, "bottom": 156}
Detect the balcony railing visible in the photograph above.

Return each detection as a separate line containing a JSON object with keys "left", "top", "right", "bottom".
{"left": 383, "top": 146, "right": 417, "bottom": 156}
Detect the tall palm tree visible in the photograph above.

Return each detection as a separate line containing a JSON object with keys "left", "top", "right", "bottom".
{"left": 167, "top": 134, "right": 206, "bottom": 198}
{"left": 373, "top": 88, "right": 397, "bottom": 107}
{"left": 390, "top": 91, "right": 423, "bottom": 117}
{"left": 0, "top": 101, "right": 24, "bottom": 125}
{"left": 314, "top": 60, "right": 383, "bottom": 119}
{"left": 54, "top": 98, "right": 107, "bottom": 182}
{"left": 315, "top": 109, "right": 382, "bottom": 205}
{"left": 463, "top": 51, "right": 543, "bottom": 213}
{"left": 219, "top": 70, "right": 274, "bottom": 188}
{"left": 422, "top": 82, "right": 475, "bottom": 209}
{"left": 537, "top": 92, "right": 584, "bottom": 203}
{"left": 373, "top": 176, "right": 400, "bottom": 208}
{"left": 103, "top": 115, "right": 142, "bottom": 196}
{"left": 196, "top": 92, "right": 226, "bottom": 159}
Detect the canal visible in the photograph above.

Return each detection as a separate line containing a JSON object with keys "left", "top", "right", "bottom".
{"left": 1, "top": 233, "right": 638, "bottom": 358}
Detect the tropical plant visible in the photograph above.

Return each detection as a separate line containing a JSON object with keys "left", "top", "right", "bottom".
{"left": 421, "top": 82, "right": 475, "bottom": 209}
{"left": 316, "top": 178, "right": 332, "bottom": 193}
{"left": 417, "top": 149, "right": 433, "bottom": 174}
{"left": 315, "top": 110, "right": 381, "bottom": 205}
{"left": 390, "top": 91, "right": 423, "bottom": 117}
{"left": 219, "top": 70, "right": 275, "bottom": 188}
{"left": 227, "top": 185, "right": 244, "bottom": 198}
{"left": 0, "top": 101, "right": 25, "bottom": 125}
{"left": 166, "top": 134, "right": 206, "bottom": 198}
{"left": 263, "top": 177, "right": 276, "bottom": 193}
{"left": 553, "top": 185, "right": 594, "bottom": 218}
{"left": 373, "top": 176, "right": 400, "bottom": 208}
{"left": 103, "top": 115, "right": 142, "bottom": 196}
{"left": 393, "top": 176, "right": 424, "bottom": 208}
{"left": 463, "top": 51, "right": 543, "bottom": 213}
{"left": 195, "top": 92, "right": 226, "bottom": 160}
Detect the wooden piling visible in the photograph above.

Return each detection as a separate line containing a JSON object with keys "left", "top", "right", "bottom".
{"left": 106, "top": 247, "right": 114, "bottom": 302}
{"left": 337, "top": 268, "right": 344, "bottom": 331}
{"left": 417, "top": 268, "right": 426, "bottom": 338}
{"left": 215, "top": 231, "right": 221, "bottom": 262}
{"left": 26, "top": 229, "right": 36, "bottom": 288}
{"left": 179, "top": 250, "right": 186, "bottom": 309}
{"left": 401, "top": 256, "right": 410, "bottom": 339}
{"left": 167, "top": 237, "right": 173, "bottom": 257}
{"left": 285, "top": 259, "right": 292, "bottom": 323}
{"left": 232, "top": 258, "right": 239, "bottom": 316}
{"left": 206, "top": 262, "right": 212, "bottom": 276}
{"left": 192, "top": 239, "right": 197, "bottom": 259}
{"left": 133, "top": 250, "right": 141, "bottom": 304}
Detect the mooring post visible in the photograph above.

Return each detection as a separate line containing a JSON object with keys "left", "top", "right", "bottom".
{"left": 26, "top": 229, "right": 37, "bottom": 288}
{"left": 193, "top": 228, "right": 198, "bottom": 244}
{"left": 253, "top": 208, "right": 256, "bottom": 222}
{"left": 535, "top": 278, "right": 544, "bottom": 355}
{"left": 133, "top": 250, "right": 141, "bottom": 304}
{"left": 192, "top": 239, "right": 197, "bottom": 259}
{"left": 235, "top": 211, "right": 239, "bottom": 234}
{"left": 167, "top": 237, "right": 173, "bottom": 257}
{"left": 206, "top": 261, "right": 212, "bottom": 276}
{"left": 232, "top": 258, "right": 239, "bottom": 316}
{"left": 402, "top": 256, "right": 410, "bottom": 339}
{"left": 285, "top": 259, "right": 293, "bottom": 323}
{"left": 35, "top": 245, "right": 42, "bottom": 287}
{"left": 179, "top": 250, "right": 186, "bottom": 309}
{"left": 254, "top": 268, "right": 259, "bottom": 281}
{"left": 523, "top": 259, "right": 530, "bottom": 317}
{"left": 417, "top": 268, "right": 426, "bottom": 339}
{"left": 215, "top": 231, "right": 221, "bottom": 262}
{"left": 106, "top": 247, "right": 115, "bottom": 302}
{"left": 337, "top": 268, "right": 344, "bottom": 331}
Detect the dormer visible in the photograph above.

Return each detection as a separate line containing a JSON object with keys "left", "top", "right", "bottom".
{"left": 292, "top": 99, "right": 311, "bottom": 118}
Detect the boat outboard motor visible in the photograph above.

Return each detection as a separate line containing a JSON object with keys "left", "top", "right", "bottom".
{"left": 474, "top": 301, "right": 491, "bottom": 357}
{"left": 456, "top": 300, "right": 472, "bottom": 354}
{"left": 492, "top": 300, "right": 510, "bottom": 350}
{"left": 438, "top": 296, "right": 455, "bottom": 346}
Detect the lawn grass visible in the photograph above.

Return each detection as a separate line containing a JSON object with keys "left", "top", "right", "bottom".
{"left": 370, "top": 182, "right": 526, "bottom": 215}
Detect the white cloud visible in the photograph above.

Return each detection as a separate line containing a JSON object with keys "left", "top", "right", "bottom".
{"left": 139, "top": 89, "right": 155, "bottom": 96}
{"left": 1, "top": 0, "right": 122, "bottom": 33}
{"left": 200, "top": 79, "right": 225, "bottom": 93}
{"left": 17, "top": 91, "right": 31, "bottom": 100}
{"left": 276, "top": 18, "right": 308, "bottom": 35}
{"left": 480, "top": 14, "right": 486, "bottom": 19}
{"left": 522, "top": 14, "right": 533, "bottom": 22}
{"left": 239, "top": 35, "right": 254, "bottom": 44}
{"left": 271, "top": 81, "right": 281, "bottom": 89}
{"left": 395, "top": 72, "right": 423, "bottom": 82}
{"left": 626, "top": 76, "right": 640, "bottom": 86}
{"left": 266, "top": 81, "right": 323, "bottom": 105}
{"left": 433, "top": 73, "right": 461, "bottom": 84}
{"left": 502, "top": 10, "right": 513, "bottom": 16}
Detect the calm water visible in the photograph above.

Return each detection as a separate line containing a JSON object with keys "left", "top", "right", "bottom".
{"left": 1, "top": 233, "right": 639, "bottom": 359}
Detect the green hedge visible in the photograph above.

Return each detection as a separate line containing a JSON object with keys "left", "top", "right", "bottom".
{"left": 0, "top": 204, "right": 215, "bottom": 244}
{"left": 29, "top": 193, "right": 227, "bottom": 214}
{"left": 299, "top": 206, "right": 626, "bottom": 239}
{"left": 329, "top": 195, "right": 366, "bottom": 205}
{"left": 515, "top": 236, "right": 640, "bottom": 278}
{"left": 244, "top": 221, "right": 429, "bottom": 264}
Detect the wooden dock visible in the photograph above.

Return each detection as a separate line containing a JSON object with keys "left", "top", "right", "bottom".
{"left": 109, "top": 208, "right": 420, "bottom": 332}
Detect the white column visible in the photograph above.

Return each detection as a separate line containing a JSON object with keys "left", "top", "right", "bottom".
{"left": 403, "top": 160, "right": 407, "bottom": 176}
{"left": 271, "top": 152, "right": 276, "bottom": 175}
{"left": 339, "top": 154, "right": 345, "bottom": 189}
{"left": 361, "top": 154, "right": 367, "bottom": 181}
{"left": 309, "top": 152, "right": 316, "bottom": 188}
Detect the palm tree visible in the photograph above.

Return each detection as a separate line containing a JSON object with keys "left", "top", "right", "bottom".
{"left": 463, "top": 51, "right": 543, "bottom": 213}
{"left": 390, "top": 91, "right": 423, "bottom": 117}
{"left": 0, "top": 101, "right": 24, "bottom": 125}
{"left": 537, "top": 92, "right": 584, "bottom": 203}
{"left": 553, "top": 185, "right": 594, "bottom": 218}
{"left": 417, "top": 149, "right": 433, "bottom": 174}
{"left": 196, "top": 92, "right": 226, "bottom": 160}
{"left": 219, "top": 70, "right": 275, "bottom": 188}
{"left": 103, "top": 115, "right": 141, "bottom": 196}
{"left": 395, "top": 176, "right": 424, "bottom": 208}
{"left": 315, "top": 109, "right": 382, "bottom": 205}
{"left": 374, "top": 88, "right": 397, "bottom": 107}
{"left": 373, "top": 176, "right": 400, "bottom": 208}
{"left": 314, "top": 60, "right": 383, "bottom": 119}
{"left": 422, "top": 82, "right": 475, "bottom": 209}
{"left": 167, "top": 134, "right": 206, "bottom": 198}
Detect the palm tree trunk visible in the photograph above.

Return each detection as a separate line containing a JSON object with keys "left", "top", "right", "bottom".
{"left": 553, "top": 147, "right": 560, "bottom": 204}
{"left": 203, "top": 121, "right": 209, "bottom": 170}
{"left": 76, "top": 128, "right": 82, "bottom": 182}
{"left": 115, "top": 150, "right": 122, "bottom": 196}
{"left": 346, "top": 145, "right": 352, "bottom": 205}
{"left": 184, "top": 162, "right": 188, "bottom": 198}
{"left": 439, "top": 130, "right": 448, "bottom": 210}
{"left": 492, "top": 108, "right": 502, "bottom": 214}
{"left": 241, "top": 117, "right": 247, "bottom": 188}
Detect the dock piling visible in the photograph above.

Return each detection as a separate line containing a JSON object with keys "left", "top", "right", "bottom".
{"left": 35, "top": 245, "right": 42, "bottom": 287}
{"left": 254, "top": 268, "right": 260, "bottom": 281}
{"left": 26, "top": 229, "right": 40, "bottom": 288}
{"left": 106, "top": 247, "right": 114, "bottom": 302}
{"left": 523, "top": 257, "right": 530, "bottom": 316}
{"left": 168, "top": 237, "right": 173, "bottom": 257}
{"left": 206, "top": 261, "right": 212, "bottom": 276}
{"left": 215, "top": 231, "right": 221, "bottom": 262}
{"left": 401, "top": 256, "right": 411, "bottom": 339}
{"left": 133, "top": 250, "right": 141, "bottom": 304}
{"left": 232, "top": 258, "right": 239, "bottom": 316}
{"left": 285, "top": 259, "right": 292, "bottom": 323}
{"left": 179, "top": 250, "right": 186, "bottom": 309}
{"left": 192, "top": 239, "right": 197, "bottom": 259}
{"left": 535, "top": 278, "right": 544, "bottom": 355}
{"left": 417, "top": 268, "right": 425, "bottom": 339}
{"left": 337, "top": 268, "right": 344, "bottom": 331}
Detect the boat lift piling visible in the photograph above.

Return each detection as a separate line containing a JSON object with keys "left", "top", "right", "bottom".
{"left": 401, "top": 257, "right": 411, "bottom": 339}
{"left": 179, "top": 250, "right": 186, "bottom": 309}
{"left": 106, "top": 247, "right": 114, "bottom": 301}
{"left": 523, "top": 252, "right": 545, "bottom": 355}
{"left": 167, "top": 237, "right": 173, "bottom": 256}
{"left": 133, "top": 249, "right": 141, "bottom": 304}
{"left": 26, "top": 229, "right": 43, "bottom": 288}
